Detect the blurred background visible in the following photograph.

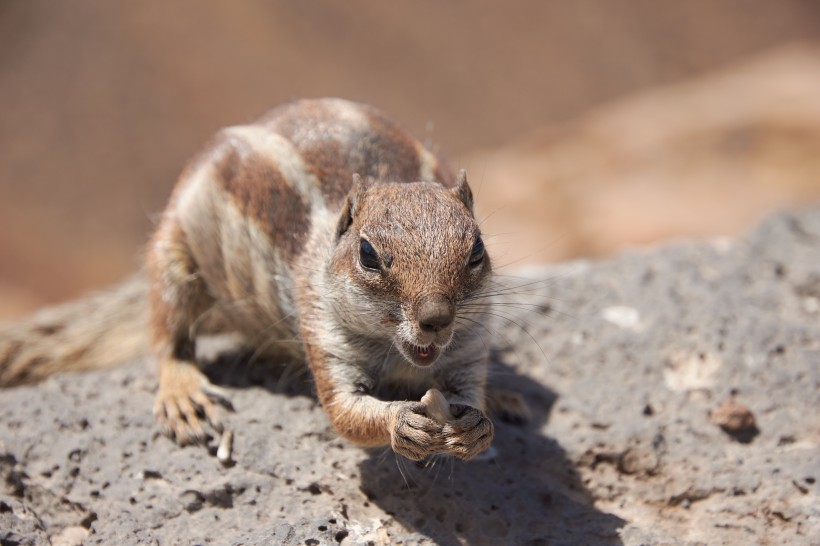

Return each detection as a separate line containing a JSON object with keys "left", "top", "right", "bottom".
{"left": 2, "top": 0, "right": 820, "bottom": 320}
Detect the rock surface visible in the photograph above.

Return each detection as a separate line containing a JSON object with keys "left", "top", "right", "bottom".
{"left": 1, "top": 208, "right": 819, "bottom": 545}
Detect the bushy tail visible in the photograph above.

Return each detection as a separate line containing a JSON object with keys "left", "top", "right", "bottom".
{"left": 0, "top": 274, "right": 150, "bottom": 387}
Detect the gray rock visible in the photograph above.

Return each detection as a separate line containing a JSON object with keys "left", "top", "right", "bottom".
{"left": 0, "top": 208, "right": 818, "bottom": 545}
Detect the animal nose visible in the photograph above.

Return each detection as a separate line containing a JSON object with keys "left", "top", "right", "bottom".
{"left": 418, "top": 295, "right": 454, "bottom": 333}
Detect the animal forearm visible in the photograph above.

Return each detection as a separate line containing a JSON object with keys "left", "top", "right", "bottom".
{"left": 322, "top": 391, "right": 399, "bottom": 447}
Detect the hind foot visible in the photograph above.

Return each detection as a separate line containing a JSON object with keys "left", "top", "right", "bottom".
{"left": 485, "top": 387, "right": 532, "bottom": 425}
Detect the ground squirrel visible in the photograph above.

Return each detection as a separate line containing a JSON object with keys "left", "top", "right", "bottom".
{"left": 1, "top": 98, "right": 527, "bottom": 461}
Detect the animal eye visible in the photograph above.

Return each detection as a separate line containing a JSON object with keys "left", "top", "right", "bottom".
{"left": 469, "top": 236, "right": 485, "bottom": 266}
{"left": 359, "top": 239, "right": 381, "bottom": 271}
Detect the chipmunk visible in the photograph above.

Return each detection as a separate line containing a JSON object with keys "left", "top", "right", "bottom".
{"left": 0, "top": 98, "right": 528, "bottom": 461}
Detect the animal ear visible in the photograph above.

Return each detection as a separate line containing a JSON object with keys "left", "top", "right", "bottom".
{"left": 451, "top": 169, "right": 474, "bottom": 212}
{"left": 335, "top": 173, "right": 371, "bottom": 239}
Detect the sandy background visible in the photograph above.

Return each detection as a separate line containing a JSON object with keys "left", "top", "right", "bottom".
{"left": 2, "top": 1, "right": 820, "bottom": 319}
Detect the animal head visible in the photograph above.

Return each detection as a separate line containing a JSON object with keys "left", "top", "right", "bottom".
{"left": 329, "top": 170, "right": 491, "bottom": 367}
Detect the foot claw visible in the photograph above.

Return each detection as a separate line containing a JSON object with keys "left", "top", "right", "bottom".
{"left": 191, "top": 390, "right": 224, "bottom": 434}
{"left": 440, "top": 405, "right": 494, "bottom": 460}
{"left": 201, "top": 382, "right": 234, "bottom": 411}
{"left": 391, "top": 403, "right": 443, "bottom": 461}
{"left": 154, "top": 360, "right": 229, "bottom": 448}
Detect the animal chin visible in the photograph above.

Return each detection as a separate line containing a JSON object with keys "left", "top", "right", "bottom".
{"left": 401, "top": 341, "right": 441, "bottom": 367}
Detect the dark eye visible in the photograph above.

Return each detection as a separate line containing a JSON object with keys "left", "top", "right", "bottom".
{"left": 469, "top": 236, "right": 485, "bottom": 267}
{"left": 359, "top": 239, "right": 381, "bottom": 271}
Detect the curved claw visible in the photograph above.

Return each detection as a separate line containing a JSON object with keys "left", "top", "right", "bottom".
{"left": 154, "top": 359, "right": 229, "bottom": 445}
{"left": 441, "top": 405, "right": 495, "bottom": 461}
{"left": 391, "top": 403, "right": 444, "bottom": 461}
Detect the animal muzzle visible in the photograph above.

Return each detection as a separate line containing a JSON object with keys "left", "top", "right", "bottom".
{"left": 397, "top": 294, "right": 456, "bottom": 367}
{"left": 416, "top": 294, "right": 455, "bottom": 334}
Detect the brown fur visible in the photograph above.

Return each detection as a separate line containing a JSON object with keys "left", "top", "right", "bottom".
{"left": 216, "top": 139, "right": 312, "bottom": 258}
{"left": 263, "top": 99, "right": 429, "bottom": 205}
{"left": 0, "top": 98, "right": 520, "bottom": 461}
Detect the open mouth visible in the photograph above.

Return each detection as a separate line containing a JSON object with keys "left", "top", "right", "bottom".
{"left": 402, "top": 342, "right": 441, "bottom": 367}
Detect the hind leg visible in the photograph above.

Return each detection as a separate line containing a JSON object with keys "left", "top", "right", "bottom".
{"left": 485, "top": 387, "right": 532, "bottom": 425}
{"left": 148, "top": 219, "right": 225, "bottom": 445}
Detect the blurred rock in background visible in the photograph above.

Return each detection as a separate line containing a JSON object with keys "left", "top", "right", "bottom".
{"left": 467, "top": 44, "right": 820, "bottom": 269}
{"left": 1, "top": 0, "right": 820, "bottom": 319}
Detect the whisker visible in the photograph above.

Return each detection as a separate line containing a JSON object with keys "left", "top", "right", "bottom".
{"left": 454, "top": 315, "right": 530, "bottom": 373}
{"left": 460, "top": 309, "right": 549, "bottom": 365}
{"left": 476, "top": 204, "right": 511, "bottom": 228}
{"left": 467, "top": 279, "right": 558, "bottom": 299}
{"left": 395, "top": 453, "right": 412, "bottom": 488}
{"left": 462, "top": 300, "right": 578, "bottom": 323}
{"left": 487, "top": 232, "right": 571, "bottom": 270}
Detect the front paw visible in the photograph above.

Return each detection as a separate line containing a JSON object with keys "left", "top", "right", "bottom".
{"left": 441, "top": 405, "right": 494, "bottom": 461}
{"left": 391, "top": 403, "right": 444, "bottom": 461}
{"left": 154, "top": 360, "right": 226, "bottom": 446}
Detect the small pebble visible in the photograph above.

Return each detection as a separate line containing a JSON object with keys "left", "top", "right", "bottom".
{"left": 217, "top": 430, "right": 233, "bottom": 465}
{"left": 709, "top": 398, "right": 756, "bottom": 433}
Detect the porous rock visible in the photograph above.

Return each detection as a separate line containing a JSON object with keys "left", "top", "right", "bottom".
{"left": 0, "top": 208, "right": 818, "bottom": 545}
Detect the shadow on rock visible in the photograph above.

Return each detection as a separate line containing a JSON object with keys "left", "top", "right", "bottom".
{"left": 198, "top": 338, "right": 316, "bottom": 399}
{"left": 196, "top": 342, "right": 625, "bottom": 544}
{"left": 358, "top": 353, "right": 625, "bottom": 546}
